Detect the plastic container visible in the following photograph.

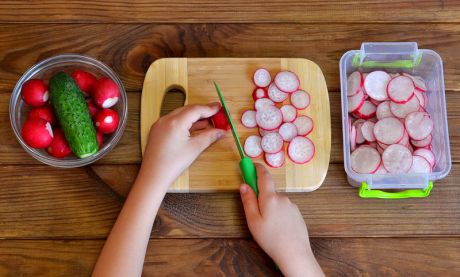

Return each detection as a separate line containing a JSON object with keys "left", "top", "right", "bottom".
{"left": 340, "top": 42, "right": 451, "bottom": 199}
{"left": 10, "top": 54, "right": 128, "bottom": 168}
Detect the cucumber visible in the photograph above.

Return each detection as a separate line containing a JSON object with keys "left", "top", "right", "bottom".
{"left": 49, "top": 72, "right": 98, "bottom": 158}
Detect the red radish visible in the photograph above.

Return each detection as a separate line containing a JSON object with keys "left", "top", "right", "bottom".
{"left": 278, "top": 122, "right": 298, "bottom": 142}
{"left": 211, "top": 107, "right": 230, "bottom": 131}
{"left": 347, "top": 88, "right": 365, "bottom": 113}
{"left": 244, "top": 135, "right": 263, "bottom": 158}
{"left": 408, "top": 155, "right": 432, "bottom": 173}
{"left": 267, "top": 83, "right": 288, "bottom": 102}
{"left": 254, "top": 98, "right": 275, "bottom": 111}
{"left": 261, "top": 132, "right": 284, "bottom": 154}
{"left": 351, "top": 145, "right": 381, "bottom": 174}
{"left": 28, "top": 106, "right": 55, "bottom": 125}
{"left": 21, "top": 118, "right": 53, "bottom": 148}
{"left": 274, "top": 71, "right": 300, "bottom": 93}
{"left": 347, "top": 71, "right": 364, "bottom": 96}
{"left": 361, "top": 121, "right": 376, "bottom": 142}
{"left": 96, "top": 132, "right": 103, "bottom": 148}
{"left": 373, "top": 117, "right": 405, "bottom": 145}
{"left": 252, "top": 87, "right": 267, "bottom": 101}
{"left": 376, "top": 101, "right": 392, "bottom": 120}
{"left": 71, "top": 70, "right": 97, "bottom": 96}
{"left": 264, "top": 151, "right": 285, "bottom": 168}
{"left": 253, "top": 68, "right": 271, "bottom": 88}
{"left": 411, "top": 134, "right": 432, "bottom": 148}
{"left": 280, "top": 104, "right": 297, "bottom": 122}
{"left": 413, "top": 148, "right": 435, "bottom": 168}
{"left": 241, "top": 110, "right": 257, "bottom": 128}
{"left": 293, "top": 115, "right": 313, "bottom": 136}
{"left": 94, "top": 109, "right": 120, "bottom": 134}
{"left": 86, "top": 99, "right": 100, "bottom": 118}
{"left": 259, "top": 127, "right": 279, "bottom": 137}
{"left": 47, "top": 129, "right": 72, "bottom": 158}
{"left": 256, "top": 105, "right": 282, "bottom": 131}
{"left": 405, "top": 111, "right": 433, "bottom": 140}
{"left": 288, "top": 136, "right": 315, "bottom": 164}
{"left": 353, "top": 100, "right": 376, "bottom": 119}
{"left": 364, "top": 71, "right": 391, "bottom": 101}
{"left": 21, "top": 79, "right": 49, "bottom": 107}
{"left": 350, "top": 125, "right": 357, "bottom": 151}
{"left": 92, "top": 77, "right": 120, "bottom": 108}
{"left": 387, "top": 76, "right": 415, "bottom": 104}
{"left": 290, "top": 90, "right": 310, "bottom": 109}
{"left": 382, "top": 144, "right": 413, "bottom": 173}
{"left": 389, "top": 95, "right": 419, "bottom": 119}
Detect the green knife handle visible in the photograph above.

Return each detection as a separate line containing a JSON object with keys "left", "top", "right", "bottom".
{"left": 239, "top": 157, "right": 259, "bottom": 196}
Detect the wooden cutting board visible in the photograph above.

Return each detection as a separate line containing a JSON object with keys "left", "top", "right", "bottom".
{"left": 141, "top": 58, "right": 331, "bottom": 192}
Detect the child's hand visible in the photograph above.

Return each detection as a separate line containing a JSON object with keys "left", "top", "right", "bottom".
{"left": 139, "top": 102, "right": 227, "bottom": 189}
{"left": 240, "top": 164, "right": 324, "bottom": 277}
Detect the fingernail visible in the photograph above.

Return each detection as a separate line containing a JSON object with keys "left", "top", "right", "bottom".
{"left": 240, "top": 185, "right": 248, "bottom": 194}
{"left": 217, "top": 130, "right": 226, "bottom": 138}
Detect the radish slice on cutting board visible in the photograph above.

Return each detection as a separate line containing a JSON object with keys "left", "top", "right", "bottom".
{"left": 253, "top": 68, "right": 271, "bottom": 88}
{"left": 261, "top": 132, "right": 284, "bottom": 154}
{"left": 241, "top": 110, "right": 257, "bottom": 128}
{"left": 288, "top": 136, "right": 315, "bottom": 164}
{"left": 254, "top": 98, "right": 275, "bottom": 110}
{"left": 252, "top": 87, "right": 268, "bottom": 101}
{"left": 244, "top": 135, "right": 263, "bottom": 158}
{"left": 274, "top": 71, "right": 300, "bottom": 93}
{"left": 256, "top": 105, "right": 282, "bottom": 130}
{"left": 293, "top": 115, "right": 313, "bottom": 136}
{"left": 280, "top": 104, "right": 297, "bottom": 122}
{"left": 268, "top": 83, "right": 288, "bottom": 103}
{"left": 264, "top": 151, "right": 285, "bottom": 168}
{"left": 290, "top": 90, "right": 310, "bottom": 109}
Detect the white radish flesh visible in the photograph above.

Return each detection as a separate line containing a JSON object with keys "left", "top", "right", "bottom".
{"left": 264, "top": 151, "right": 285, "bottom": 168}
{"left": 376, "top": 101, "right": 393, "bottom": 120}
{"left": 241, "top": 110, "right": 257, "bottom": 128}
{"left": 254, "top": 98, "right": 275, "bottom": 110}
{"left": 253, "top": 87, "right": 267, "bottom": 100}
{"left": 387, "top": 76, "right": 415, "bottom": 104}
{"left": 413, "top": 148, "right": 435, "bottom": 168}
{"left": 350, "top": 125, "right": 357, "bottom": 151}
{"left": 261, "top": 132, "right": 284, "bottom": 154}
{"left": 382, "top": 144, "right": 413, "bottom": 173}
{"left": 280, "top": 104, "right": 297, "bottom": 122}
{"left": 253, "top": 68, "right": 271, "bottom": 88}
{"left": 293, "top": 115, "right": 313, "bottom": 136}
{"left": 274, "top": 71, "right": 300, "bottom": 93}
{"left": 288, "top": 136, "right": 315, "bottom": 164}
{"left": 256, "top": 105, "right": 282, "bottom": 130}
{"left": 353, "top": 100, "right": 376, "bottom": 119}
{"left": 278, "top": 122, "right": 298, "bottom": 142}
{"left": 409, "top": 155, "right": 432, "bottom": 173}
{"left": 411, "top": 134, "right": 432, "bottom": 148}
{"left": 361, "top": 121, "right": 376, "bottom": 142}
{"left": 268, "top": 83, "right": 288, "bottom": 103}
{"left": 347, "top": 88, "right": 365, "bottom": 113}
{"left": 259, "top": 128, "right": 279, "bottom": 137}
{"left": 290, "top": 90, "right": 310, "bottom": 109}
{"left": 389, "top": 95, "right": 420, "bottom": 119}
{"left": 373, "top": 117, "right": 405, "bottom": 145}
{"left": 364, "top": 71, "right": 391, "bottom": 101}
{"left": 347, "top": 71, "right": 364, "bottom": 96}
{"left": 405, "top": 111, "right": 433, "bottom": 140}
{"left": 351, "top": 146, "right": 381, "bottom": 174}
{"left": 244, "top": 135, "right": 263, "bottom": 158}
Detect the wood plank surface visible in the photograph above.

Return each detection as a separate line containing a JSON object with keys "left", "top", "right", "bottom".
{"left": 0, "top": 1, "right": 459, "bottom": 23}
{"left": 0, "top": 238, "right": 458, "bottom": 276}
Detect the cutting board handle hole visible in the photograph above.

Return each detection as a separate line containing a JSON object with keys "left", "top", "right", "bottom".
{"left": 160, "top": 85, "right": 186, "bottom": 116}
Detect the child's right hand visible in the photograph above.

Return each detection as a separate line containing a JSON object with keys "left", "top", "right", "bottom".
{"left": 240, "top": 164, "right": 324, "bottom": 277}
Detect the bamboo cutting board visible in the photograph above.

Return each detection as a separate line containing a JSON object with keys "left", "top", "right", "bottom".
{"left": 141, "top": 58, "right": 330, "bottom": 192}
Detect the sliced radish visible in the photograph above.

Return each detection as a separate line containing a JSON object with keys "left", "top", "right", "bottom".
{"left": 278, "top": 122, "right": 298, "bottom": 142}
{"left": 261, "top": 132, "right": 284, "bottom": 154}
{"left": 94, "top": 109, "right": 120, "bottom": 134}
{"left": 402, "top": 73, "right": 427, "bottom": 92}
{"left": 351, "top": 146, "right": 381, "bottom": 174}
{"left": 413, "top": 148, "right": 435, "bottom": 168}
{"left": 369, "top": 98, "right": 381, "bottom": 106}
{"left": 259, "top": 127, "right": 279, "bottom": 137}
{"left": 354, "top": 120, "right": 366, "bottom": 144}
{"left": 71, "top": 70, "right": 97, "bottom": 97}
{"left": 408, "top": 155, "right": 432, "bottom": 173}
{"left": 252, "top": 87, "right": 268, "bottom": 101}
{"left": 253, "top": 68, "right": 271, "bottom": 88}
{"left": 410, "top": 134, "right": 432, "bottom": 148}
{"left": 374, "top": 163, "right": 388, "bottom": 174}
{"left": 347, "top": 88, "right": 365, "bottom": 113}
{"left": 414, "top": 90, "right": 425, "bottom": 108}
{"left": 21, "top": 79, "right": 49, "bottom": 107}
{"left": 361, "top": 121, "right": 376, "bottom": 142}
{"left": 241, "top": 110, "right": 257, "bottom": 128}
{"left": 350, "top": 125, "right": 357, "bottom": 151}
{"left": 387, "top": 76, "right": 415, "bottom": 104}
{"left": 288, "top": 136, "right": 315, "bottom": 164}
{"left": 376, "top": 101, "right": 392, "bottom": 120}
{"left": 268, "top": 83, "right": 288, "bottom": 103}
{"left": 293, "top": 115, "right": 313, "bottom": 136}
{"left": 274, "top": 71, "right": 300, "bottom": 93}
{"left": 376, "top": 144, "right": 385, "bottom": 155}
{"left": 254, "top": 98, "right": 275, "bottom": 110}
{"left": 364, "top": 141, "right": 378, "bottom": 148}
{"left": 264, "top": 151, "right": 285, "bottom": 168}
{"left": 256, "top": 105, "right": 282, "bottom": 131}
{"left": 347, "top": 71, "right": 364, "bottom": 96}
{"left": 378, "top": 141, "right": 390, "bottom": 150}
{"left": 373, "top": 117, "right": 405, "bottom": 145}
{"left": 21, "top": 118, "right": 54, "bottom": 149}
{"left": 405, "top": 111, "right": 433, "bottom": 140}
{"left": 244, "top": 135, "right": 263, "bottom": 158}
{"left": 28, "top": 106, "right": 55, "bottom": 125}
{"left": 92, "top": 77, "right": 120, "bottom": 109}
{"left": 389, "top": 95, "right": 420, "bottom": 119}
{"left": 364, "top": 71, "right": 391, "bottom": 101}
{"left": 382, "top": 144, "right": 413, "bottom": 173}
{"left": 353, "top": 100, "right": 376, "bottom": 119}
{"left": 47, "top": 128, "right": 72, "bottom": 158}
{"left": 280, "top": 104, "right": 297, "bottom": 122}
{"left": 397, "top": 130, "right": 410, "bottom": 146}
{"left": 290, "top": 90, "right": 310, "bottom": 109}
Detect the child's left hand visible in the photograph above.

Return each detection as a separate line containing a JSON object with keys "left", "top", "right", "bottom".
{"left": 139, "top": 102, "right": 227, "bottom": 189}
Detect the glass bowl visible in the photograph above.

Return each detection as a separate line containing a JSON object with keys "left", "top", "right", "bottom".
{"left": 10, "top": 54, "right": 128, "bottom": 168}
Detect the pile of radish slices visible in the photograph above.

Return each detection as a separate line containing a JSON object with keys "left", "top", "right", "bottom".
{"left": 347, "top": 70, "right": 435, "bottom": 174}
{"left": 241, "top": 68, "right": 315, "bottom": 168}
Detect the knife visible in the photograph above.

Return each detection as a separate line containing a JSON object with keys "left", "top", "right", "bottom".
{"left": 213, "top": 81, "right": 259, "bottom": 196}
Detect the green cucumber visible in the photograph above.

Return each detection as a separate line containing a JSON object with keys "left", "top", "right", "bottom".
{"left": 49, "top": 72, "right": 98, "bottom": 158}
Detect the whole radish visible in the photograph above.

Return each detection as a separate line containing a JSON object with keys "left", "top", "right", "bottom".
{"left": 21, "top": 79, "right": 49, "bottom": 107}
{"left": 92, "top": 78, "right": 120, "bottom": 108}
{"left": 94, "top": 109, "right": 119, "bottom": 134}
{"left": 28, "top": 105, "right": 56, "bottom": 125}
{"left": 47, "top": 129, "right": 72, "bottom": 158}
{"left": 86, "top": 99, "right": 99, "bottom": 118}
{"left": 211, "top": 107, "right": 230, "bottom": 130}
{"left": 21, "top": 118, "right": 54, "bottom": 148}
{"left": 96, "top": 132, "right": 103, "bottom": 148}
{"left": 71, "top": 70, "right": 97, "bottom": 97}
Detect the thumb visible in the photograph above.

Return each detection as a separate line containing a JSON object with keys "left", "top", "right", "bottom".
{"left": 240, "top": 184, "right": 261, "bottom": 224}
{"left": 191, "top": 128, "right": 226, "bottom": 153}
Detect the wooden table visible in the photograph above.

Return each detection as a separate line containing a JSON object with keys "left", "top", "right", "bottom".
{"left": 1, "top": 1, "right": 459, "bottom": 276}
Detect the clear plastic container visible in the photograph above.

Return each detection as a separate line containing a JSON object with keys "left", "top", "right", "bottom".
{"left": 340, "top": 42, "right": 451, "bottom": 198}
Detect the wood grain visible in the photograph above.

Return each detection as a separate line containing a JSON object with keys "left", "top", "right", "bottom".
{"left": 0, "top": 238, "right": 458, "bottom": 276}
{"left": 0, "top": 1, "right": 459, "bottom": 23}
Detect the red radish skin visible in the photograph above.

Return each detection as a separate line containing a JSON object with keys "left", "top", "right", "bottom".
{"left": 211, "top": 107, "right": 230, "bottom": 131}
{"left": 94, "top": 109, "right": 120, "bottom": 134}
{"left": 364, "top": 71, "right": 391, "bottom": 101}
{"left": 47, "top": 129, "right": 72, "bottom": 158}
{"left": 267, "top": 83, "right": 288, "bottom": 103}
{"left": 288, "top": 136, "right": 315, "bottom": 164}
{"left": 92, "top": 77, "right": 120, "bottom": 108}
{"left": 241, "top": 110, "right": 257, "bottom": 128}
{"left": 71, "top": 70, "right": 97, "bottom": 96}
{"left": 387, "top": 76, "right": 415, "bottom": 104}
{"left": 96, "top": 132, "right": 103, "bottom": 148}
{"left": 353, "top": 100, "right": 376, "bottom": 119}
{"left": 252, "top": 87, "right": 268, "bottom": 101}
{"left": 347, "top": 88, "right": 365, "bottom": 113}
{"left": 253, "top": 68, "right": 271, "bottom": 88}
{"left": 280, "top": 104, "right": 297, "bottom": 123}
{"left": 264, "top": 151, "right": 285, "bottom": 168}
{"left": 244, "top": 135, "right": 263, "bottom": 158}
{"left": 86, "top": 99, "right": 100, "bottom": 118}
{"left": 274, "top": 71, "right": 300, "bottom": 93}
{"left": 405, "top": 111, "right": 433, "bottom": 140}
{"left": 21, "top": 79, "right": 49, "bottom": 107}
{"left": 347, "top": 71, "right": 364, "bottom": 96}
{"left": 28, "top": 106, "right": 55, "bottom": 125}
{"left": 382, "top": 144, "right": 413, "bottom": 173}
{"left": 290, "top": 90, "right": 310, "bottom": 109}
{"left": 21, "top": 118, "right": 54, "bottom": 148}
{"left": 351, "top": 145, "right": 381, "bottom": 174}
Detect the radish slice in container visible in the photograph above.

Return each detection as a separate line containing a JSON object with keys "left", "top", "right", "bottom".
{"left": 413, "top": 148, "right": 435, "bottom": 168}
{"left": 373, "top": 117, "right": 405, "bottom": 145}
{"left": 254, "top": 98, "right": 275, "bottom": 110}
{"left": 387, "top": 76, "right": 415, "bottom": 104}
{"left": 293, "top": 115, "right": 313, "bottom": 136}
{"left": 402, "top": 73, "right": 427, "bottom": 92}
{"left": 374, "top": 163, "right": 388, "bottom": 174}
{"left": 261, "top": 132, "right": 284, "bottom": 154}
{"left": 414, "top": 90, "right": 425, "bottom": 107}
{"left": 353, "top": 100, "right": 376, "bottom": 119}
{"left": 252, "top": 87, "right": 268, "bottom": 101}
{"left": 280, "top": 104, "right": 297, "bottom": 122}
{"left": 241, "top": 110, "right": 257, "bottom": 128}
{"left": 397, "top": 130, "right": 410, "bottom": 146}
{"left": 347, "top": 88, "right": 365, "bottom": 113}
{"left": 405, "top": 111, "right": 433, "bottom": 140}
{"left": 354, "top": 121, "right": 366, "bottom": 144}
{"left": 369, "top": 98, "right": 381, "bottom": 106}
{"left": 259, "top": 127, "right": 279, "bottom": 137}
{"left": 361, "top": 121, "right": 376, "bottom": 142}
{"left": 274, "top": 71, "right": 300, "bottom": 93}
{"left": 364, "top": 71, "right": 391, "bottom": 101}
{"left": 411, "top": 134, "right": 432, "bottom": 148}
{"left": 409, "top": 155, "right": 432, "bottom": 173}
{"left": 389, "top": 95, "right": 420, "bottom": 119}
{"left": 268, "top": 83, "right": 289, "bottom": 103}
{"left": 382, "top": 144, "right": 413, "bottom": 173}
{"left": 278, "top": 122, "right": 298, "bottom": 142}
{"left": 253, "top": 68, "right": 271, "bottom": 88}
{"left": 244, "top": 135, "right": 263, "bottom": 158}
{"left": 350, "top": 125, "right": 357, "bottom": 151}
{"left": 376, "top": 101, "right": 392, "bottom": 120}
{"left": 256, "top": 105, "right": 282, "bottom": 130}
{"left": 376, "top": 144, "right": 385, "bottom": 155}
{"left": 347, "top": 71, "right": 364, "bottom": 96}
{"left": 290, "top": 90, "right": 310, "bottom": 109}
{"left": 264, "top": 151, "right": 285, "bottom": 168}
{"left": 377, "top": 141, "right": 390, "bottom": 150}
{"left": 351, "top": 146, "right": 381, "bottom": 174}
{"left": 288, "top": 136, "right": 315, "bottom": 164}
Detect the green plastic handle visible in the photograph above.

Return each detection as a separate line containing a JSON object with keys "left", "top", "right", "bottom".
{"left": 359, "top": 182, "right": 433, "bottom": 199}
{"left": 239, "top": 157, "right": 259, "bottom": 196}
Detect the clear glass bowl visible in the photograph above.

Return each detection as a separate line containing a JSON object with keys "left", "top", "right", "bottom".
{"left": 10, "top": 54, "right": 128, "bottom": 168}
